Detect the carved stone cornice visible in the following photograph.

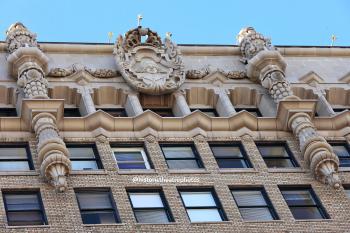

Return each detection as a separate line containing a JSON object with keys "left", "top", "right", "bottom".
{"left": 48, "top": 63, "right": 119, "bottom": 78}
{"left": 114, "top": 26, "right": 185, "bottom": 95}
{"left": 186, "top": 67, "right": 246, "bottom": 80}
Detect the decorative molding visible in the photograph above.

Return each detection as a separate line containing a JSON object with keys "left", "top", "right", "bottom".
{"left": 5, "top": 22, "right": 38, "bottom": 54}
{"left": 299, "top": 71, "right": 325, "bottom": 86}
{"left": 186, "top": 67, "right": 246, "bottom": 80}
{"left": 114, "top": 27, "right": 185, "bottom": 95}
{"left": 339, "top": 72, "right": 350, "bottom": 84}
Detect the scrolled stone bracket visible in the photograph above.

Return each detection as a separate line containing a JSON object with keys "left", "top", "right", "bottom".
{"left": 288, "top": 113, "right": 340, "bottom": 189}
{"left": 32, "top": 112, "right": 71, "bottom": 192}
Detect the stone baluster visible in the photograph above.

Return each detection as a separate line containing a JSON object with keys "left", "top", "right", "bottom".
{"left": 314, "top": 85, "right": 336, "bottom": 117}
{"left": 78, "top": 87, "right": 96, "bottom": 116}
{"left": 125, "top": 92, "right": 144, "bottom": 116}
{"left": 32, "top": 113, "right": 71, "bottom": 192}
{"left": 216, "top": 89, "right": 236, "bottom": 117}
{"left": 172, "top": 91, "right": 191, "bottom": 117}
{"left": 237, "top": 27, "right": 340, "bottom": 188}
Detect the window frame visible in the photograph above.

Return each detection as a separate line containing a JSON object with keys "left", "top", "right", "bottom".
{"left": 66, "top": 144, "right": 103, "bottom": 170}
{"left": 112, "top": 146, "right": 151, "bottom": 170}
{"left": 230, "top": 187, "right": 278, "bottom": 221}
{"left": 178, "top": 188, "right": 227, "bottom": 222}
{"left": 160, "top": 144, "right": 204, "bottom": 169}
{"left": 209, "top": 143, "right": 252, "bottom": 169}
{"left": 0, "top": 144, "right": 34, "bottom": 171}
{"left": 256, "top": 142, "right": 299, "bottom": 168}
{"left": 3, "top": 190, "right": 48, "bottom": 226}
{"left": 328, "top": 141, "right": 350, "bottom": 167}
{"left": 74, "top": 189, "right": 120, "bottom": 224}
{"left": 279, "top": 186, "right": 329, "bottom": 220}
{"left": 127, "top": 189, "right": 174, "bottom": 223}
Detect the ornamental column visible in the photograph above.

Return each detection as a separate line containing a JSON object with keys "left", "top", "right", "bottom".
{"left": 237, "top": 27, "right": 340, "bottom": 188}
{"left": 6, "top": 23, "right": 71, "bottom": 192}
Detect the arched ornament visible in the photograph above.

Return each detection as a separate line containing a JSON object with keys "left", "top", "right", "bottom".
{"left": 113, "top": 27, "right": 185, "bottom": 95}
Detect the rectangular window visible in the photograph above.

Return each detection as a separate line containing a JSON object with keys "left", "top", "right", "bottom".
{"left": 280, "top": 187, "right": 328, "bottom": 219}
{"left": 160, "top": 145, "right": 203, "bottom": 169}
{"left": 191, "top": 108, "right": 218, "bottom": 117}
{"left": 179, "top": 189, "right": 226, "bottom": 222}
{"left": 3, "top": 191, "right": 47, "bottom": 226}
{"left": 344, "top": 186, "right": 350, "bottom": 199}
{"left": 112, "top": 146, "right": 151, "bottom": 169}
{"left": 64, "top": 108, "right": 81, "bottom": 117}
{"left": 231, "top": 188, "right": 278, "bottom": 221}
{"left": 256, "top": 143, "right": 298, "bottom": 168}
{"left": 67, "top": 144, "right": 103, "bottom": 170}
{"left": 0, "top": 108, "right": 17, "bottom": 117}
{"left": 128, "top": 190, "right": 173, "bottom": 223}
{"left": 235, "top": 108, "right": 262, "bottom": 117}
{"left": 210, "top": 144, "right": 251, "bottom": 168}
{"left": 329, "top": 142, "right": 350, "bottom": 167}
{"left": 144, "top": 108, "right": 174, "bottom": 117}
{"left": 0, "top": 145, "right": 33, "bottom": 171}
{"left": 97, "top": 108, "right": 127, "bottom": 117}
{"left": 75, "top": 189, "right": 119, "bottom": 224}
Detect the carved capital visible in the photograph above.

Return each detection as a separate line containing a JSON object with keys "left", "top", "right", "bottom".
{"left": 6, "top": 22, "right": 38, "bottom": 54}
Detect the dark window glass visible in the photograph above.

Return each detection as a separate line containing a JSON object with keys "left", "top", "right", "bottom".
{"left": 113, "top": 147, "right": 151, "bottom": 169}
{"left": 231, "top": 188, "right": 278, "bottom": 221}
{"left": 235, "top": 108, "right": 262, "bottom": 117}
{"left": 75, "top": 190, "right": 119, "bottom": 224}
{"left": 333, "top": 108, "right": 348, "bottom": 113}
{"left": 210, "top": 144, "right": 251, "bottom": 168}
{"left": 0, "top": 108, "right": 17, "bottom": 117}
{"left": 128, "top": 190, "right": 173, "bottom": 223}
{"left": 3, "top": 192, "right": 47, "bottom": 226}
{"left": 67, "top": 144, "right": 102, "bottom": 170}
{"left": 280, "top": 187, "right": 328, "bottom": 219}
{"left": 161, "top": 145, "right": 203, "bottom": 169}
{"left": 64, "top": 108, "right": 81, "bottom": 117}
{"left": 144, "top": 108, "right": 174, "bottom": 117}
{"left": 0, "top": 145, "right": 33, "bottom": 171}
{"left": 329, "top": 142, "right": 350, "bottom": 167}
{"left": 344, "top": 186, "right": 350, "bottom": 199}
{"left": 257, "top": 143, "right": 298, "bottom": 168}
{"left": 179, "top": 189, "right": 226, "bottom": 222}
{"left": 97, "top": 108, "right": 127, "bottom": 117}
{"left": 191, "top": 109, "right": 218, "bottom": 117}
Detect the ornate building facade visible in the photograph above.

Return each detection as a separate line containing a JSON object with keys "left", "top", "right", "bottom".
{"left": 0, "top": 22, "right": 348, "bottom": 232}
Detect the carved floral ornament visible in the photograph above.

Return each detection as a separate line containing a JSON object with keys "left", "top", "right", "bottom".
{"left": 48, "top": 63, "right": 119, "bottom": 78}
{"left": 6, "top": 22, "right": 38, "bottom": 54}
{"left": 113, "top": 26, "right": 185, "bottom": 95}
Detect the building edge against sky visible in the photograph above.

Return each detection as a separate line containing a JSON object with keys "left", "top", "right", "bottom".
{"left": 0, "top": 22, "right": 348, "bottom": 232}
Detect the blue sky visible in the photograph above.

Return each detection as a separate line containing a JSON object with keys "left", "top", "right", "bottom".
{"left": 0, "top": 0, "right": 349, "bottom": 46}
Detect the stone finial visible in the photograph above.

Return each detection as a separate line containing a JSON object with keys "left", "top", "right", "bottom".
{"left": 114, "top": 26, "right": 185, "bottom": 95}
{"left": 6, "top": 22, "right": 38, "bottom": 54}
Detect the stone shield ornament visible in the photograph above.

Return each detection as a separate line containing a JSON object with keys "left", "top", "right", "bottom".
{"left": 114, "top": 27, "right": 185, "bottom": 95}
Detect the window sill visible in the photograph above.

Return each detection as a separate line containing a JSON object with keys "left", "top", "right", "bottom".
{"left": 71, "top": 170, "right": 108, "bottom": 175}
{"left": 135, "top": 222, "right": 180, "bottom": 226}
{"left": 243, "top": 220, "right": 284, "bottom": 223}
{"left": 83, "top": 223, "right": 126, "bottom": 227}
{"left": 339, "top": 167, "right": 350, "bottom": 172}
{"left": 118, "top": 169, "right": 157, "bottom": 175}
{"left": 190, "top": 221, "right": 233, "bottom": 225}
{"left": 6, "top": 225, "right": 50, "bottom": 229}
{"left": 294, "top": 219, "right": 332, "bottom": 222}
{"left": 0, "top": 171, "right": 38, "bottom": 176}
{"left": 218, "top": 168, "right": 258, "bottom": 173}
{"left": 167, "top": 169, "right": 210, "bottom": 174}
{"left": 267, "top": 168, "right": 305, "bottom": 173}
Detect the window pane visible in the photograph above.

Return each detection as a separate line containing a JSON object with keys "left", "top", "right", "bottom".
{"left": 345, "top": 189, "right": 350, "bottom": 199}
{"left": 114, "top": 151, "right": 144, "bottom": 161}
{"left": 232, "top": 191, "right": 267, "bottom": 206}
{"left": 81, "top": 210, "right": 116, "bottom": 224}
{"left": 265, "top": 159, "right": 295, "bottom": 168}
{"left": 187, "top": 209, "right": 222, "bottom": 222}
{"left": 118, "top": 163, "right": 146, "bottom": 169}
{"left": 258, "top": 146, "right": 289, "bottom": 157}
{"left": 135, "top": 209, "right": 169, "bottom": 223}
{"left": 7, "top": 211, "right": 44, "bottom": 226}
{"left": 339, "top": 158, "right": 350, "bottom": 167}
{"left": 130, "top": 193, "right": 164, "bottom": 208}
{"left": 76, "top": 192, "right": 113, "bottom": 210}
{"left": 71, "top": 161, "right": 98, "bottom": 170}
{"left": 69, "top": 147, "right": 96, "bottom": 159}
{"left": 216, "top": 159, "right": 248, "bottom": 168}
{"left": 332, "top": 145, "right": 350, "bottom": 158}
{"left": 211, "top": 146, "right": 243, "bottom": 158}
{"left": 167, "top": 160, "right": 199, "bottom": 169}
{"left": 282, "top": 190, "right": 316, "bottom": 206}
{"left": 0, "top": 147, "right": 27, "bottom": 159}
{"left": 290, "top": 207, "right": 323, "bottom": 219}
{"left": 240, "top": 208, "right": 274, "bottom": 221}
{"left": 162, "top": 147, "right": 195, "bottom": 158}
{"left": 5, "top": 194, "right": 40, "bottom": 211}
{"left": 181, "top": 192, "right": 216, "bottom": 207}
{"left": 0, "top": 161, "right": 30, "bottom": 171}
